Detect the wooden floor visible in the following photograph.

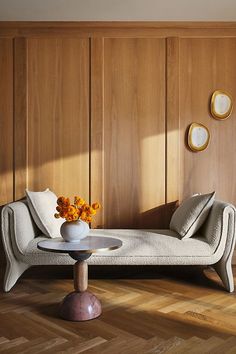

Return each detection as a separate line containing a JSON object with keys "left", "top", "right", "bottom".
{"left": 0, "top": 265, "right": 236, "bottom": 353}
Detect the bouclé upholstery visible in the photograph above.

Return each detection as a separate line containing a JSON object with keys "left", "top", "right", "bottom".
{"left": 1, "top": 199, "right": 235, "bottom": 292}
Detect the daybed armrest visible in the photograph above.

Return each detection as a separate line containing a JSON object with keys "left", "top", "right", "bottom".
{"left": 201, "top": 200, "right": 236, "bottom": 292}
{"left": 1, "top": 200, "right": 40, "bottom": 292}
{"left": 1, "top": 200, "right": 40, "bottom": 256}
{"left": 201, "top": 200, "right": 235, "bottom": 250}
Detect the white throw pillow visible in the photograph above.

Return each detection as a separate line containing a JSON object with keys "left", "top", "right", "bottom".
{"left": 170, "top": 192, "right": 215, "bottom": 239}
{"left": 26, "top": 188, "right": 63, "bottom": 238}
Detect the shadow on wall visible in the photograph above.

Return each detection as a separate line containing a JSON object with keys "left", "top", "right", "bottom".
{"left": 137, "top": 201, "right": 179, "bottom": 229}
{"left": 95, "top": 200, "right": 179, "bottom": 229}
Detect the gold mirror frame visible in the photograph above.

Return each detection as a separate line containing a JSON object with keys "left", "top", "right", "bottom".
{"left": 188, "top": 123, "right": 210, "bottom": 152}
{"left": 210, "top": 90, "right": 233, "bottom": 120}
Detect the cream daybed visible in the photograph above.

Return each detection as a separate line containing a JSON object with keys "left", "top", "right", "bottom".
{"left": 1, "top": 198, "right": 236, "bottom": 292}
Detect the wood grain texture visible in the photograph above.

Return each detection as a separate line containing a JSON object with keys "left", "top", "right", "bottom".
{"left": 0, "top": 266, "right": 235, "bottom": 353}
{"left": 26, "top": 38, "right": 90, "bottom": 199}
{"left": 91, "top": 38, "right": 105, "bottom": 228}
{"left": 74, "top": 260, "right": 88, "bottom": 292}
{"left": 3, "top": 21, "right": 236, "bottom": 29}
{"left": 0, "top": 39, "right": 13, "bottom": 205}
{"left": 166, "top": 37, "right": 180, "bottom": 204}
{"left": 2, "top": 22, "right": 236, "bottom": 39}
{"left": 179, "top": 38, "right": 236, "bottom": 203}
{"left": 14, "top": 37, "right": 27, "bottom": 201}
{"left": 97, "top": 38, "right": 166, "bottom": 228}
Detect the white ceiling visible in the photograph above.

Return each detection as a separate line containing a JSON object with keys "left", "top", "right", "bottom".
{"left": 0, "top": 0, "right": 236, "bottom": 21}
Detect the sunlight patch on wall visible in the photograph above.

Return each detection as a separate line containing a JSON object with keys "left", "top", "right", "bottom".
{"left": 139, "top": 133, "right": 165, "bottom": 213}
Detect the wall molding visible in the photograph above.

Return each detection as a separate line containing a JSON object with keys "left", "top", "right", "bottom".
{"left": 1, "top": 21, "right": 236, "bottom": 38}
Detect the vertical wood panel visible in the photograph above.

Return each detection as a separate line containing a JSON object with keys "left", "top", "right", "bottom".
{"left": 26, "top": 38, "right": 90, "bottom": 199}
{"left": 91, "top": 38, "right": 104, "bottom": 228}
{"left": 166, "top": 37, "right": 180, "bottom": 204}
{"left": 0, "top": 39, "right": 13, "bottom": 205}
{"left": 14, "top": 37, "right": 27, "bottom": 200}
{"left": 92, "top": 38, "right": 166, "bottom": 228}
{"left": 179, "top": 38, "right": 236, "bottom": 203}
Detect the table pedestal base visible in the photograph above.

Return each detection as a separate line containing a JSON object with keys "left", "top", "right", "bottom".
{"left": 59, "top": 291, "right": 102, "bottom": 321}
{"left": 37, "top": 238, "right": 122, "bottom": 322}
{"left": 59, "top": 257, "right": 102, "bottom": 321}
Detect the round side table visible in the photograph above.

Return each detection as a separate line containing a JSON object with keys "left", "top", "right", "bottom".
{"left": 37, "top": 236, "right": 122, "bottom": 321}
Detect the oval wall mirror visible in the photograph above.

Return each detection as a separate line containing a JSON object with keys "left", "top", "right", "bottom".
{"left": 210, "top": 90, "right": 233, "bottom": 120}
{"left": 188, "top": 123, "right": 210, "bottom": 152}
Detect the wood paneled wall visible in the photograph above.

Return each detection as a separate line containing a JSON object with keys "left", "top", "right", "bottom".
{"left": 1, "top": 22, "right": 236, "bottom": 232}
{"left": 0, "top": 39, "right": 13, "bottom": 204}
{"left": 178, "top": 38, "right": 236, "bottom": 203}
{"left": 91, "top": 38, "right": 166, "bottom": 227}
{"left": 14, "top": 38, "right": 90, "bottom": 201}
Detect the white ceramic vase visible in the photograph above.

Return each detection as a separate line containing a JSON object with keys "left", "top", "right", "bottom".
{"left": 60, "top": 219, "right": 90, "bottom": 243}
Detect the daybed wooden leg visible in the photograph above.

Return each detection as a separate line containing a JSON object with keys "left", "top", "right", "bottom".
{"left": 213, "top": 259, "right": 234, "bottom": 293}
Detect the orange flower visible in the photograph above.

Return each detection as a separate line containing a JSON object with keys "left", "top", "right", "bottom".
{"left": 92, "top": 202, "right": 101, "bottom": 210}
{"left": 80, "top": 211, "right": 87, "bottom": 221}
{"left": 66, "top": 215, "right": 73, "bottom": 222}
{"left": 57, "top": 196, "right": 70, "bottom": 207}
{"left": 57, "top": 196, "right": 65, "bottom": 206}
{"left": 63, "top": 197, "right": 70, "bottom": 207}
{"left": 67, "top": 205, "right": 76, "bottom": 215}
{"left": 76, "top": 208, "right": 82, "bottom": 217}
{"left": 89, "top": 207, "right": 96, "bottom": 215}
{"left": 82, "top": 204, "right": 90, "bottom": 212}
{"left": 56, "top": 205, "right": 62, "bottom": 212}
{"left": 86, "top": 216, "right": 92, "bottom": 223}
{"left": 60, "top": 210, "right": 68, "bottom": 218}
{"left": 72, "top": 213, "right": 79, "bottom": 221}
{"left": 74, "top": 196, "right": 85, "bottom": 206}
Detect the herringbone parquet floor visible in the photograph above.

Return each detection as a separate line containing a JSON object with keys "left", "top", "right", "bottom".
{"left": 0, "top": 265, "right": 236, "bottom": 353}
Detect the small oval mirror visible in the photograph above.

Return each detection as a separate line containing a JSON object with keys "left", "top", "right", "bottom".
{"left": 188, "top": 123, "right": 210, "bottom": 152}
{"left": 211, "top": 90, "right": 233, "bottom": 120}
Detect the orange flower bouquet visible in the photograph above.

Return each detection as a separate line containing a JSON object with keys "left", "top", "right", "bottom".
{"left": 54, "top": 196, "right": 101, "bottom": 223}
{"left": 55, "top": 196, "right": 101, "bottom": 242}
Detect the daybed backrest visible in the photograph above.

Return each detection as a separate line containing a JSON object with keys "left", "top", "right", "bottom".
{"left": 1, "top": 199, "right": 40, "bottom": 254}
{"left": 200, "top": 200, "right": 236, "bottom": 251}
